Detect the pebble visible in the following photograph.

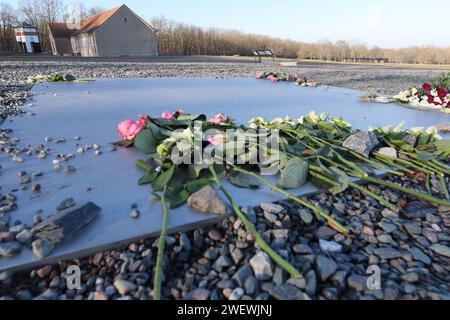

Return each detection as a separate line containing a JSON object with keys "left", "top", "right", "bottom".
{"left": 260, "top": 202, "right": 283, "bottom": 214}
{"left": 130, "top": 209, "right": 140, "bottom": 219}
{"left": 31, "top": 184, "right": 41, "bottom": 192}
{"left": 374, "top": 247, "right": 402, "bottom": 260}
{"left": 347, "top": 274, "right": 368, "bottom": 292}
{"left": 0, "top": 242, "right": 22, "bottom": 257}
{"left": 36, "top": 265, "right": 52, "bottom": 278}
{"left": 229, "top": 288, "right": 244, "bottom": 301}
{"left": 410, "top": 247, "right": 431, "bottom": 265}
{"left": 114, "top": 279, "right": 137, "bottom": 295}
{"left": 16, "top": 229, "right": 32, "bottom": 244}
{"left": 57, "top": 198, "right": 76, "bottom": 211}
{"left": 299, "top": 209, "right": 313, "bottom": 224}
{"left": 208, "top": 229, "right": 222, "bottom": 241}
{"left": 315, "top": 255, "right": 338, "bottom": 281}
{"left": 249, "top": 252, "right": 273, "bottom": 281}
{"left": 32, "top": 239, "right": 54, "bottom": 259}
{"left": 319, "top": 239, "right": 343, "bottom": 253}
{"left": 65, "top": 165, "right": 76, "bottom": 173}
{"left": 430, "top": 244, "right": 450, "bottom": 258}
{"left": 244, "top": 276, "right": 259, "bottom": 295}
{"left": 190, "top": 288, "right": 211, "bottom": 300}
{"left": 315, "top": 226, "right": 337, "bottom": 240}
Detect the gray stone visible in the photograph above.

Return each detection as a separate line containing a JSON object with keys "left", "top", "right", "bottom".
{"left": 15, "top": 229, "right": 32, "bottom": 244}
{"left": 260, "top": 202, "right": 284, "bottom": 214}
{"left": 319, "top": 239, "right": 343, "bottom": 253}
{"left": 187, "top": 186, "right": 227, "bottom": 215}
{"left": 0, "top": 214, "right": 10, "bottom": 228}
{"left": 63, "top": 74, "right": 76, "bottom": 81}
{"left": 401, "top": 272, "right": 420, "bottom": 283}
{"left": 293, "top": 243, "right": 313, "bottom": 255}
{"left": 244, "top": 276, "right": 258, "bottom": 295}
{"left": 305, "top": 270, "right": 317, "bottom": 296}
{"left": 213, "top": 255, "right": 232, "bottom": 272}
{"left": 31, "top": 239, "right": 54, "bottom": 259}
{"left": 315, "top": 226, "right": 337, "bottom": 240}
{"left": 315, "top": 255, "right": 338, "bottom": 281}
{"left": 374, "top": 247, "right": 402, "bottom": 260}
{"left": 404, "top": 223, "right": 422, "bottom": 236}
{"left": 378, "top": 147, "right": 397, "bottom": 158}
{"left": 189, "top": 288, "right": 211, "bottom": 301}
{"left": 342, "top": 131, "right": 379, "bottom": 158}
{"left": 130, "top": 209, "right": 140, "bottom": 219}
{"left": 377, "top": 234, "right": 393, "bottom": 244}
{"left": 232, "top": 265, "right": 253, "bottom": 287}
{"left": 0, "top": 241, "right": 22, "bottom": 258}
{"left": 229, "top": 288, "right": 244, "bottom": 301}
{"left": 380, "top": 221, "right": 397, "bottom": 233}
{"left": 381, "top": 209, "right": 399, "bottom": 219}
{"left": 403, "top": 201, "right": 436, "bottom": 219}
{"left": 32, "top": 202, "right": 100, "bottom": 244}
{"left": 250, "top": 252, "right": 273, "bottom": 281}
{"left": 410, "top": 247, "right": 431, "bottom": 265}
{"left": 56, "top": 198, "right": 76, "bottom": 211}
{"left": 430, "top": 244, "right": 450, "bottom": 258}
{"left": 114, "top": 279, "right": 137, "bottom": 295}
{"left": 179, "top": 233, "right": 191, "bottom": 252}
{"left": 298, "top": 209, "right": 313, "bottom": 224}
{"left": 347, "top": 274, "right": 368, "bottom": 292}
{"left": 261, "top": 283, "right": 310, "bottom": 300}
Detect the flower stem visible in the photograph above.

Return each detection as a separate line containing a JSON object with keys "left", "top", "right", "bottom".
{"left": 356, "top": 175, "right": 450, "bottom": 207}
{"left": 153, "top": 186, "right": 169, "bottom": 300}
{"left": 209, "top": 167, "right": 301, "bottom": 278}
{"left": 231, "top": 166, "right": 349, "bottom": 235}
{"left": 438, "top": 174, "right": 450, "bottom": 201}
{"left": 308, "top": 169, "right": 398, "bottom": 212}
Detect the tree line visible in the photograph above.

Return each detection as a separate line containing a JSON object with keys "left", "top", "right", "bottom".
{"left": 1, "top": 1, "right": 450, "bottom": 65}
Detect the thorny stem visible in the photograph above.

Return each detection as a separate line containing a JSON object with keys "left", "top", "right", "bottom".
{"left": 209, "top": 167, "right": 301, "bottom": 278}
{"left": 153, "top": 186, "right": 169, "bottom": 300}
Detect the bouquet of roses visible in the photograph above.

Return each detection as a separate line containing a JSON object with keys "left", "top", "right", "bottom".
{"left": 393, "top": 73, "right": 450, "bottom": 112}
{"left": 256, "top": 71, "right": 318, "bottom": 87}
{"left": 116, "top": 110, "right": 450, "bottom": 299}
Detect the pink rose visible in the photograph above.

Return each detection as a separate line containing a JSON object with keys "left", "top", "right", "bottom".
{"left": 161, "top": 111, "right": 175, "bottom": 120}
{"left": 209, "top": 113, "right": 226, "bottom": 125}
{"left": 207, "top": 134, "right": 225, "bottom": 147}
{"left": 256, "top": 74, "right": 262, "bottom": 80}
{"left": 118, "top": 119, "right": 145, "bottom": 141}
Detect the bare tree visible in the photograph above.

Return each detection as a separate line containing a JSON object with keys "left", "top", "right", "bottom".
{"left": 0, "top": 2, "right": 18, "bottom": 52}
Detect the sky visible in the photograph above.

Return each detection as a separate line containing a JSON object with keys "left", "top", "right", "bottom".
{"left": 8, "top": 0, "right": 450, "bottom": 48}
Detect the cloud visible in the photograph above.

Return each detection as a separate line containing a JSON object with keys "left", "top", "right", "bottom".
{"left": 366, "top": 5, "right": 382, "bottom": 30}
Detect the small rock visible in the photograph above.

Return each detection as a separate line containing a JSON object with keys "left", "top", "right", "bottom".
{"left": 342, "top": 131, "right": 379, "bottom": 158}
{"left": 347, "top": 274, "right": 368, "bottom": 292}
{"left": 410, "top": 247, "right": 431, "bottom": 265}
{"left": 299, "top": 209, "right": 313, "bottom": 224}
{"left": 57, "top": 198, "right": 76, "bottom": 211}
{"left": 213, "top": 255, "right": 232, "bottom": 272}
{"left": 232, "top": 265, "right": 253, "bottom": 287}
{"left": 187, "top": 186, "right": 227, "bottom": 215}
{"left": 189, "top": 288, "right": 211, "bottom": 300}
{"left": 250, "top": 252, "right": 273, "bottom": 281}
{"left": 130, "top": 209, "right": 140, "bottom": 219}
{"left": 403, "top": 201, "right": 436, "bottom": 219}
{"left": 208, "top": 229, "right": 222, "bottom": 241}
{"left": 244, "top": 276, "right": 258, "bottom": 295}
{"left": 381, "top": 208, "right": 399, "bottom": 219}
{"left": 32, "top": 239, "right": 54, "bottom": 259}
{"left": 430, "top": 244, "right": 450, "bottom": 258}
{"left": 319, "top": 239, "right": 343, "bottom": 253}
{"left": 315, "top": 226, "right": 337, "bottom": 240}
{"left": 65, "top": 165, "right": 76, "bottom": 173}
{"left": 31, "top": 184, "right": 41, "bottom": 192}
{"left": 36, "top": 265, "right": 52, "bottom": 278}
{"left": 0, "top": 242, "right": 22, "bottom": 257}
{"left": 229, "top": 288, "right": 244, "bottom": 301}
{"left": 16, "top": 229, "right": 32, "bottom": 244}
{"left": 378, "top": 147, "right": 397, "bottom": 158}
{"left": 315, "top": 255, "right": 338, "bottom": 281}
{"left": 20, "top": 176, "right": 31, "bottom": 184}
{"left": 374, "top": 247, "right": 402, "bottom": 260}
{"left": 114, "top": 279, "right": 137, "bottom": 295}
{"left": 260, "top": 203, "right": 284, "bottom": 214}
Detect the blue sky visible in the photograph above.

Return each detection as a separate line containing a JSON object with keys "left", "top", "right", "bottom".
{"left": 9, "top": 0, "right": 450, "bottom": 48}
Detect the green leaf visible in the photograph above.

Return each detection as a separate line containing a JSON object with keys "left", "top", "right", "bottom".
{"left": 229, "top": 171, "right": 261, "bottom": 189}
{"left": 167, "top": 189, "right": 190, "bottom": 209}
{"left": 184, "top": 178, "right": 211, "bottom": 194}
{"left": 136, "top": 158, "right": 157, "bottom": 172}
{"left": 278, "top": 158, "right": 309, "bottom": 189}
{"left": 152, "top": 165, "right": 175, "bottom": 191}
{"left": 434, "top": 140, "right": 450, "bottom": 156}
{"left": 138, "top": 171, "right": 158, "bottom": 185}
{"left": 134, "top": 129, "right": 159, "bottom": 154}
{"left": 328, "top": 168, "right": 349, "bottom": 195}
{"left": 416, "top": 151, "right": 436, "bottom": 161}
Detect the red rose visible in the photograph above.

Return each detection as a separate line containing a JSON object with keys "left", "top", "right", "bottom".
{"left": 437, "top": 86, "right": 448, "bottom": 98}
{"left": 427, "top": 93, "right": 434, "bottom": 103}
{"left": 423, "top": 83, "right": 432, "bottom": 91}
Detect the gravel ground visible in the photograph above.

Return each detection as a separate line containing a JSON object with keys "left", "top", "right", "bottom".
{"left": 1, "top": 56, "right": 450, "bottom": 300}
